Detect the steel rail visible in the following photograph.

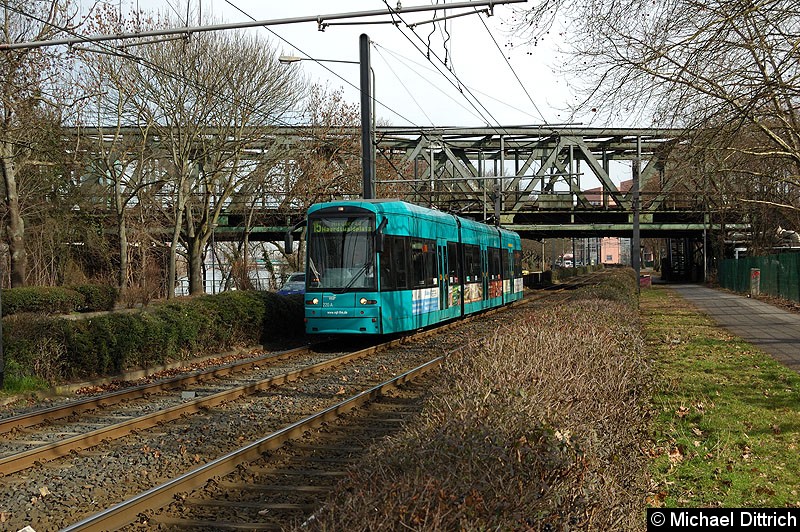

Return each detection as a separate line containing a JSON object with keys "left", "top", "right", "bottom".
{"left": 0, "top": 292, "right": 529, "bottom": 476}
{"left": 0, "top": 345, "right": 314, "bottom": 436}
{"left": 0, "top": 338, "right": 408, "bottom": 476}
{"left": 60, "top": 356, "right": 442, "bottom": 532}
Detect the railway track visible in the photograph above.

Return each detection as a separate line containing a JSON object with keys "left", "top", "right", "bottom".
{"left": 70, "top": 361, "right": 438, "bottom": 531}
{"left": 0, "top": 275, "right": 600, "bottom": 531}
{"left": 0, "top": 344, "right": 338, "bottom": 476}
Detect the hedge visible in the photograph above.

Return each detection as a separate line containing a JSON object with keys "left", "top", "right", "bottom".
{"left": 2, "top": 290, "right": 305, "bottom": 384}
{"left": 1, "top": 284, "right": 118, "bottom": 316}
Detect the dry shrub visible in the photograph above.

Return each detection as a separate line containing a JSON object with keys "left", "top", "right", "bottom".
{"left": 32, "top": 337, "right": 67, "bottom": 386}
{"left": 304, "top": 281, "right": 650, "bottom": 531}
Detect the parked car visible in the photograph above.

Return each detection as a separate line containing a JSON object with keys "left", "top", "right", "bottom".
{"left": 277, "top": 272, "right": 305, "bottom": 295}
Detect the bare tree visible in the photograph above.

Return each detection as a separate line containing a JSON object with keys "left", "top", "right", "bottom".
{"left": 283, "top": 84, "right": 363, "bottom": 209}
{"left": 70, "top": 4, "right": 164, "bottom": 302}
{"left": 512, "top": 0, "right": 800, "bottom": 223}
{"left": 0, "top": 1, "right": 84, "bottom": 287}
{"left": 267, "top": 84, "right": 363, "bottom": 269}
{"left": 111, "top": 18, "right": 305, "bottom": 296}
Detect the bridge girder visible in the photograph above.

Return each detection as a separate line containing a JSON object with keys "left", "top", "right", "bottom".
{"left": 69, "top": 125, "right": 735, "bottom": 240}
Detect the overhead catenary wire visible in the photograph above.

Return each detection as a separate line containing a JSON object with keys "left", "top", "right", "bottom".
{"left": 0, "top": 0, "right": 527, "bottom": 50}
{"left": 374, "top": 43, "right": 545, "bottom": 123}
{"left": 373, "top": 44, "right": 445, "bottom": 125}
{"left": 379, "top": 0, "right": 517, "bottom": 137}
{"left": 390, "top": 17, "right": 498, "bottom": 128}
{"left": 221, "top": 0, "right": 420, "bottom": 128}
{"left": 472, "top": 6, "right": 549, "bottom": 125}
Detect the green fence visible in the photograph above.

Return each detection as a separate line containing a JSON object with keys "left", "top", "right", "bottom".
{"left": 718, "top": 253, "right": 800, "bottom": 302}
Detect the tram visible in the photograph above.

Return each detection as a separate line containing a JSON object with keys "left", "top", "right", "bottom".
{"left": 289, "top": 200, "right": 523, "bottom": 335}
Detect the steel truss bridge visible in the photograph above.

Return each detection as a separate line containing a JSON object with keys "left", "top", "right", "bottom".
{"left": 373, "top": 125, "right": 716, "bottom": 240}
{"left": 75, "top": 125, "right": 738, "bottom": 242}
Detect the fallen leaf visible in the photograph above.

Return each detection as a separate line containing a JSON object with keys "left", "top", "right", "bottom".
{"left": 669, "top": 447, "right": 684, "bottom": 463}
{"left": 646, "top": 491, "right": 667, "bottom": 507}
{"left": 39, "top": 486, "right": 51, "bottom": 497}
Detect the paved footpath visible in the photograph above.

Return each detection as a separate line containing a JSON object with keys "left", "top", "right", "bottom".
{"left": 669, "top": 284, "right": 800, "bottom": 372}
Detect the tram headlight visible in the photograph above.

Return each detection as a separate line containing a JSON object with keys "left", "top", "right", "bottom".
{"left": 359, "top": 297, "right": 377, "bottom": 305}
{"left": 306, "top": 298, "right": 319, "bottom": 305}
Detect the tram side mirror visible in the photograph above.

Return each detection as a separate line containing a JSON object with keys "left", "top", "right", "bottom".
{"left": 284, "top": 232, "right": 294, "bottom": 254}
{"left": 375, "top": 218, "right": 388, "bottom": 254}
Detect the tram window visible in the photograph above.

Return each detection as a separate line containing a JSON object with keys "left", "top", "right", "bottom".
{"left": 447, "top": 242, "right": 460, "bottom": 283}
{"left": 463, "top": 244, "right": 481, "bottom": 282}
{"left": 514, "top": 250, "right": 523, "bottom": 277}
{"left": 489, "top": 248, "right": 502, "bottom": 280}
{"left": 411, "top": 239, "right": 437, "bottom": 287}
{"left": 381, "top": 236, "right": 409, "bottom": 290}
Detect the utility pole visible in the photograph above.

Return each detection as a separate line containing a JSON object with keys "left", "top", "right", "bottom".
{"left": 360, "top": 33, "right": 374, "bottom": 200}
{"left": 495, "top": 136, "right": 504, "bottom": 226}
{"left": 632, "top": 136, "right": 641, "bottom": 291}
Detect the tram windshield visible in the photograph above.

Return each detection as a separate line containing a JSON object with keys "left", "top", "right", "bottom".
{"left": 306, "top": 215, "right": 376, "bottom": 291}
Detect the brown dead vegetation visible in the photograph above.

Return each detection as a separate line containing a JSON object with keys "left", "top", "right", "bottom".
{"left": 302, "top": 270, "right": 649, "bottom": 531}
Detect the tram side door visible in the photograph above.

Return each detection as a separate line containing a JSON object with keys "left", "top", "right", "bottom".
{"left": 438, "top": 243, "right": 448, "bottom": 311}
{"left": 481, "top": 248, "right": 489, "bottom": 302}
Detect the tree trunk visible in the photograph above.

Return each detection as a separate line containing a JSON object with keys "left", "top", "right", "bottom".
{"left": 114, "top": 177, "right": 128, "bottom": 303}
{"left": 187, "top": 235, "right": 205, "bottom": 295}
{"left": 117, "top": 214, "right": 128, "bottom": 303}
{"left": 0, "top": 141, "right": 27, "bottom": 287}
{"left": 167, "top": 203, "right": 184, "bottom": 299}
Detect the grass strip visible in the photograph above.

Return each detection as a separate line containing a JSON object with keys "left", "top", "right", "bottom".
{"left": 642, "top": 285, "right": 800, "bottom": 507}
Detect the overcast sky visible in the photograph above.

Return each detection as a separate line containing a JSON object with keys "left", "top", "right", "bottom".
{"left": 120, "top": 0, "right": 593, "bottom": 128}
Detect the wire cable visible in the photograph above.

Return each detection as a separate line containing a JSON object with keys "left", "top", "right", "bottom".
{"left": 473, "top": 7, "right": 549, "bottom": 124}
{"left": 375, "top": 42, "right": 543, "bottom": 123}
{"left": 380, "top": 0, "right": 514, "bottom": 135}
{"left": 221, "top": 0, "right": 419, "bottom": 127}
{"left": 374, "top": 44, "right": 457, "bottom": 125}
